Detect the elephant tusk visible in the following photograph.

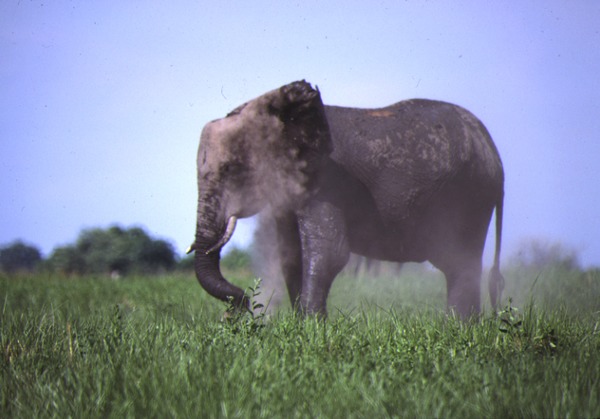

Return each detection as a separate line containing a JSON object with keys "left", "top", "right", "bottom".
{"left": 186, "top": 244, "right": 197, "bottom": 254}
{"left": 205, "top": 216, "right": 237, "bottom": 254}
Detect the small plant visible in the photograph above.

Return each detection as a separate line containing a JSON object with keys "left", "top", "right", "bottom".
{"left": 497, "top": 298, "right": 559, "bottom": 355}
{"left": 498, "top": 297, "right": 523, "bottom": 335}
{"left": 222, "top": 278, "right": 266, "bottom": 333}
{"left": 497, "top": 297, "right": 528, "bottom": 351}
{"left": 533, "top": 325, "right": 558, "bottom": 355}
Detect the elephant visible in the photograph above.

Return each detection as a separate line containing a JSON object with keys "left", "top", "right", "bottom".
{"left": 187, "top": 80, "right": 505, "bottom": 318}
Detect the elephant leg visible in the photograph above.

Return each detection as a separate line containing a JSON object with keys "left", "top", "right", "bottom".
{"left": 432, "top": 206, "right": 491, "bottom": 318}
{"left": 297, "top": 200, "right": 350, "bottom": 317}
{"left": 442, "top": 259, "right": 482, "bottom": 319}
{"left": 275, "top": 213, "right": 303, "bottom": 308}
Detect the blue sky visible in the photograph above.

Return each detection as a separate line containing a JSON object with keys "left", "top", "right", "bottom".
{"left": 1, "top": 1, "right": 599, "bottom": 267}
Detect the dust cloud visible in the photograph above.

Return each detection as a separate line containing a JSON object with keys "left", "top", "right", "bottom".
{"left": 250, "top": 212, "right": 287, "bottom": 310}
{"left": 249, "top": 224, "right": 598, "bottom": 316}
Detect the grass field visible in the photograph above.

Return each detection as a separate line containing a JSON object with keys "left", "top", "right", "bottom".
{"left": 2, "top": 266, "right": 599, "bottom": 418}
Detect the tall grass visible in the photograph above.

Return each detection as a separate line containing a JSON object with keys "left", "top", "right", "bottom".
{"left": 1, "top": 268, "right": 599, "bottom": 418}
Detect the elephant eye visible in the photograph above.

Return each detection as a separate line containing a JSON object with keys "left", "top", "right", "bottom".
{"left": 220, "top": 161, "right": 245, "bottom": 177}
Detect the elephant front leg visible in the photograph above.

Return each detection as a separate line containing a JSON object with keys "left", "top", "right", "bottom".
{"left": 275, "top": 213, "right": 303, "bottom": 309}
{"left": 297, "top": 200, "right": 350, "bottom": 317}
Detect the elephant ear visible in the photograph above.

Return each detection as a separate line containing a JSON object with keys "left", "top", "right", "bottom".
{"left": 273, "top": 80, "right": 332, "bottom": 156}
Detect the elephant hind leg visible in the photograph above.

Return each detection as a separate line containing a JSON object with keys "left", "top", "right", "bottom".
{"left": 428, "top": 227, "right": 486, "bottom": 318}
{"left": 434, "top": 255, "right": 482, "bottom": 319}
{"left": 432, "top": 204, "right": 493, "bottom": 318}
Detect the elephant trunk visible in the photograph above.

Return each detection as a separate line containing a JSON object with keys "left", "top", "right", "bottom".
{"left": 190, "top": 197, "right": 249, "bottom": 309}
{"left": 194, "top": 250, "right": 248, "bottom": 309}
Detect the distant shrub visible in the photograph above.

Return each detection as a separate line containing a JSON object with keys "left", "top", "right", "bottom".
{"left": 176, "top": 254, "right": 194, "bottom": 272}
{"left": 221, "top": 247, "right": 252, "bottom": 271}
{"left": 0, "top": 241, "right": 42, "bottom": 273}
{"left": 43, "top": 245, "right": 85, "bottom": 275}
{"left": 175, "top": 247, "right": 251, "bottom": 273}
{"left": 45, "top": 225, "right": 176, "bottom": 276}
{"left": 510, "top": 238, "right": 580, "bottom": 271}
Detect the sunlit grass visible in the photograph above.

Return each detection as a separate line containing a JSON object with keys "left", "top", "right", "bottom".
{"left": 1, "top": 269, "right": 599, "bottom": 417}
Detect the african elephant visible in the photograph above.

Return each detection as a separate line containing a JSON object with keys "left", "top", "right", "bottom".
{"left": 187, "top": 80, "right": 505, "bottom": 318}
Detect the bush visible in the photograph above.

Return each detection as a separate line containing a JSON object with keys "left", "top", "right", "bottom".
{"left": 510, "top": 238, "right": 580, "bottom": 271}
{"left": 45, "top": 225, "right": 176, "bottom": 276}
{"left": 175, "top": 247, "right": 251, "bottom": 273}
{"left": 221, "top": 247, "right": 252, "bottom": 271}
{"left": 176, "top": 254, "right": 194, "bottom": 272}
{"left": 43, "top": 245, "right": 85, "bottom": 275}
{"left": 0, "top": 241, "right": 42, "bottom": 273}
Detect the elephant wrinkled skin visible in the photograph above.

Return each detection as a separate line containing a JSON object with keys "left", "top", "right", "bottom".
{"left": 188, "top": 80, "right": 505, "bottom": 318}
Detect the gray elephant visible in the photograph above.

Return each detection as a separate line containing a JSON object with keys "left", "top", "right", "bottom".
{"left": 187, "top": 80, "right": 505, "bottom": 318}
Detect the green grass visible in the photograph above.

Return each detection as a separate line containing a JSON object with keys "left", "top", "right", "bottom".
{"left": 1, "top": 268, "right": 599, "bottom": 418}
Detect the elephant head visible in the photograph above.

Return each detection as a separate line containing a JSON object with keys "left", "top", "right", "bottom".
{"left": 188, "top": 80, "right": 331, "bottom": 308}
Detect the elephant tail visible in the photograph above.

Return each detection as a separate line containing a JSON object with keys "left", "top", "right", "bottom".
{"left": 488, "top": 194, "right": 505, "bottom": 310}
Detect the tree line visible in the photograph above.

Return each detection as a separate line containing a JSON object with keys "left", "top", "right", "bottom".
{"left": 1, "top": 226, "right": 585, "bottom": 277}
{"left": 0, "top": 226, "right": 180, "bottom": 276}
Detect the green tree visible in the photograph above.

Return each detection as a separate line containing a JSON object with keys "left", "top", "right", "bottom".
{"left": 511, "top": 238, "right": 580, "bottom": 271}
{"left": 176, "top": 247, "right": 251, "bottom": 272}
{"left": 176, "top": 254, "right": 194, "bottom": 272}
{"left": 45, "top": 245, "right": 85, "bottom": 275}
{"left": 0, "top": 241, "right": 42, "bottom": 273}
{"left": 221, "top": 247, "right": 252, "bottom": 271}
{"left": 46, "top": 225, "right": 177, "bottom": 276}
{"left": 137, "top": 238, "right": 176, "bottom": 273}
